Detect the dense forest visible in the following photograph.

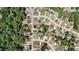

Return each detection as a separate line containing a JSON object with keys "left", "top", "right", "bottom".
{"left": 0, "top": 8, "right": 24, "bottom": 51}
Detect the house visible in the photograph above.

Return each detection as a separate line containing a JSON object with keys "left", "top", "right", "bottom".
{"left": 66, "top": 22, "right": 74, "bottom": 29}
{"left": 64, "top": 7, "right": 76, "bottom": 12}
{"left": 55, "top": 19, "right": 61, "bottom": 24}
{"left": 60, "top": 20, "right": 68, "bottom": 27}
{"left": 33, "top": 8, "right": 39, "bottom": 15}
{"left": 33, "top": 41, "right": 41, "bottom": 51}
{"left": 33, "top": 17, "right": 40, "bottom": 28}
{"left": 24, "top": 42, "right": 32, "bottom": 51}
{"left": 43, "top": 34, "right": 48, "bottom": 42}
{"left": 49, "top": 23, "right": 55, "bottom": 31}
{"left": 64, "top": 7, "right": 71, "bottom": 12}
{"left": 75, "top": 47, "right": 79, "bottom": 51}
{"left": 33, "top": 33, "right": 40, "bottom": 40}
{"left": 44, "top": 17, "right": 50, "bottom": 25}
